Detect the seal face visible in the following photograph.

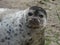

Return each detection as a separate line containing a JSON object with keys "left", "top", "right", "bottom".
{"left": 26, "top": 6, "right": 47, "bottom": 29}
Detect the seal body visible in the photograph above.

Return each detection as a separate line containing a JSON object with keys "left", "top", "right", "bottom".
{"left": 0, "top": 6, "right": 47, "bottom": 45}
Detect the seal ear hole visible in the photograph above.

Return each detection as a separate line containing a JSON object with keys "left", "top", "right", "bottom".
{"left": 39, "top": 15, "right": 43, "bottom": 18}
{"left": 28, "top": 12, "right": 33, "bottom": 16}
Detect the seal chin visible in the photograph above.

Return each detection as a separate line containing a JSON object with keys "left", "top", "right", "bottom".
{"left": 26, "top": 24, "right": 40, "bottom": 29}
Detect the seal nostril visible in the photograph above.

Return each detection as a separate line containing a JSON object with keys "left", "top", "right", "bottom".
{"left": 33, "top": 18, "right": 37, "bottom": 21}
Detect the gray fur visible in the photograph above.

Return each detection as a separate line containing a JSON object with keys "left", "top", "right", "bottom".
{"left": 0, "top": 6, "right": 47, "bottom": 45}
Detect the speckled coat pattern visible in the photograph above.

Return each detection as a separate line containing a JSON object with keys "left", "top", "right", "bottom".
{"left": 0, "top": 8, "right": 46, "bottom": 45}
{"left": 0, "top": 9, "right": 32, "bottom": 45}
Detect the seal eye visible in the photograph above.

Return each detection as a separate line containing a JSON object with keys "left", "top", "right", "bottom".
{"left": 39, "top": 15, "right": 43, "bottom": 18}
{"left": 28, "top": 12, "right": 33, "bottom": 16}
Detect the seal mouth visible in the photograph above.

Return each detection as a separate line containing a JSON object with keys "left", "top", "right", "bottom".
{"left": 27, "top": 25, "right": 40, "bottom": 29}
{"left": 27, "top": 20, "right": 40, "bottom": 29}
{"left": 29, "top": 20, "right": 39, "bottom": 25}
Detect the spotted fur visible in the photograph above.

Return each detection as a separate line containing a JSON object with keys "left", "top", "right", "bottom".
{"left": 0, "top": 6, "right": 47, "bottom": 45}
